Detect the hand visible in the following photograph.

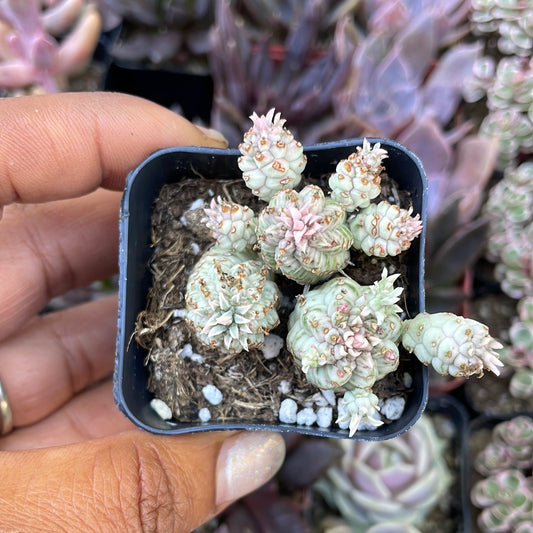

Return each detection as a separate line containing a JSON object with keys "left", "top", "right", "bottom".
{"left": 0, "top": 92, "right": 285, "bottom": 532}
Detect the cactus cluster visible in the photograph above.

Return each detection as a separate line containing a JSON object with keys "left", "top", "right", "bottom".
{"left": 316, "top": 414, "right": 451, "bottom": 531}
{"left": 471, "top": 416, "right": 533, "bottom": 533}
{"left": 183, "top": 109, "right": 502, "bottom": 435}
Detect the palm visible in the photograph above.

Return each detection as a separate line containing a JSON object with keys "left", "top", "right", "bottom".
{"left": 0, "top": 191, "right": 134, "bottom": 451}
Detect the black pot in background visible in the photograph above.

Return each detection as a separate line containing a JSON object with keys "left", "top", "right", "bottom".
{"left": 103, "top": 59, "right": 213, "bottom": 124}
{"left": 427, "top": 395, "right": 472, "bottom": 532}
{"left": 113, "top": 138, "right": 428, "bottom": 440}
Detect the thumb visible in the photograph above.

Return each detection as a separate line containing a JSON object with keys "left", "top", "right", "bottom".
{"left": 0, "top": 430, "right": 285, "bottom": 532}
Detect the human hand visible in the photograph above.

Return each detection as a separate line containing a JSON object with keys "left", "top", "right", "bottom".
{"left": 0, "top": 92, "right": 285, "bottom": 532}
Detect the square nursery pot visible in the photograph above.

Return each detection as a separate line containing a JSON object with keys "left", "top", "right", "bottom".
{"left": 114, "top": 138, "right": 428, "bottom": 440}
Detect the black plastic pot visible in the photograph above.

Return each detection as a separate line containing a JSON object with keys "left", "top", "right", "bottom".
{"left": 426, "top": 395, "right": 472, "bottom": 532}
{"left": 103, "top": 58, "right": 213, "bottom": 123}
{"left": 114, "top": 138, "right": 429, "bottom": 439}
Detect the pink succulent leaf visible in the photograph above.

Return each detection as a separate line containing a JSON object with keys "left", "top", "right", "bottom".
{"left": 421, "top": 42, "right": 483, "bottom": 125}
{"left": 42, "top": 0, "right": 83, "bottom": 36}
{"left": 0, "top": 60, "right": 35, "bottom": 87}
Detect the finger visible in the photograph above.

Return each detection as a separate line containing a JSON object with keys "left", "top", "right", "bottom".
{"left": 0, "top": 91, "right": 227, "bottom": 207}
{"left": 0, "top": 430, "right": 285, "bottom": 532}
{"left": 0, "top": 379, "right": 134, "bottom": 451}
{"left": 0, "top": 189, "right": 120, "bottom": 339}
{"left": 0, "top": 296, "right": 117, "bottom": 427}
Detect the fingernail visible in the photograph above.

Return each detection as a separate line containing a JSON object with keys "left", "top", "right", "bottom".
{"left": 196, "top": 125, "right": 229, "bottom": 147}
{"left": 216, "top": 431, "right": 285, "bottom": 506}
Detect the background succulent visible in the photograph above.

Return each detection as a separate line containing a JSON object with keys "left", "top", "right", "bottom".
{"left": 315, "top": 414, "right": 451, "bottom": 531}
{"left": 471, "top": 416, "right": 533, "bottom": 533}
{"left": 185, "top": 249, "right": 279, "bottom": 354}
{"left": 0, "top": 0, "right": 102, "bottom": 93}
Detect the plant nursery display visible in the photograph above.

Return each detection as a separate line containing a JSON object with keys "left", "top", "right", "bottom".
{"left": 115, "top": 109, "right": 503, "bottom": 440}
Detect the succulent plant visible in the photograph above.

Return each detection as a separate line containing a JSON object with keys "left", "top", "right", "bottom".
{"left": 100, "top": 0, "right": 214, "bottom": 66}
{"left": 464, "top": 55, "right": 533, "bottom": 169}
{"left": 471, "top": 0, "right": 533, "bottom": 57}
{"left": 316, "top": 414, "right": 451, "bottom": 531}
{"left": 328, "top": 139, "right": 388, "bottom": 212}
{"left": 0, "top": 0, "right": 102, "bottom": 93}
{"left": 256, "top": 185, "right": 353, "bottom": 285}
{"left": 287, "top": 270, "right": 403, "bottom": 435}
{"left": 238, "top": 108, "right": 306, "bottom": 201}
{"left": 208, "top": 0, "right": 357, "bottom": 147}
{"left": 471, "top": 416, "right": 533, "bottom": 533}
{"left": 500, "top": 296, "right": 533, "bottom": 400}
{"left": 349, "top": 201, "right": 423, "bottom": 258}
{"left": 185, "top": 248, "right": 280, "bottom": 354}
{"left": 401, "top": 312, "right": 504, "bottom": 377}
{"left": 202, "top": 196, "right": 257, "bottom": 252}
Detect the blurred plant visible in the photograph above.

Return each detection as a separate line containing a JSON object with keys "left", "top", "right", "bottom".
{"left": 100, "top": 0, "right": 214, "bottom": 67}
{"left": 315, "top": 414, "right": 451, "bottom": 532}
{"left": 0, "top": 0, "right": 102, "bottom": 93}
{"left": 208, "top": 0, "right": 358, "bottom": 147}
{"left": 471, "top": 0, "right": 533, "bottom": 57}
{"left": 464, "top": 54, "right": 533, "bottom": 169}
{"left": 471, "top": 415, "right": 533, "bottom": 533}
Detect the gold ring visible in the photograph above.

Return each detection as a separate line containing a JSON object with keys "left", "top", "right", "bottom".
{"left": 0, "top": 378, "right": 13, "bottom": 436}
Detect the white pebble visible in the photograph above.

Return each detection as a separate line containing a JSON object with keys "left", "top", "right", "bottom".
{"left": 181, "top": 343, "right": 203, "bottom": 363}
{"left": 198, "top": 407, "right": 211, "bottom": 422}
{"left": 279, "top": 398, "right": 298, "bottom": 424}
{"left": 277, "top": 380, "right": 292, "bottom": 395}
{"left": 202, "top": 384, "right": 223, "bottom": 405}
{"left": 316, "top": 407, "right": 333, "bottom": 428}
{"left": 297, "top": 407, "right": 317, "bottom": 426}
{"left": 336, "top": 399, "right": 350, "bottom": 430}
{"left": 173, "top": 308, "right": 188, "bottom": 319}
{"left": 403, "top": 372, "right": 413, "bottom": 388}
{"left": 189, "top": 198, "right": 205, "bottom": 210}
{"left": 381, "top": 396, "right": 406, "bottom": 420}
{"left": 150, "top": 398, "right": 172, "bottom": 420}
{"left": 261, "top": 334, "right": 284, "bottom": 359}
{"left": 321, "top": 389, "right": 337, "bottom": 406}
{"left": 190, "top": 242, "right": 201, "bottom": 255}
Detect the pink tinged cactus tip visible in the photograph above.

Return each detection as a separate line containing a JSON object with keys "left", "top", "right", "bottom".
{"left": 329, "top": 139, "right": 388, "bottom": 212}
{"left": 349, "top": 201, "right": 423, "bottom": 257}
{"left": 238, "top": 108, "right": 306, "bottom": 202}
{"left": 401, "top": 312, "right": 504, "bottom": 378}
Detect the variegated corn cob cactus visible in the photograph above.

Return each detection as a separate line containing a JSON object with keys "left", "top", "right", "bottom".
{"left": 349, "top": 201, "right": 423, "bottom": 257}
{"left": 238, "top": 108, "right": 306, "bottom": 201}
{"left": 256, "top": 185, "right": 353, "bottom": 285}
{"left": 287, "top": 270, "right": 403, "bottom": 435}
{"left": 180, "top": 108, "right": 504, "bottom": 436}
{"left": 185, "top": 249, "right": 279, "bottom": 354}
{"left": 316, "top": 414, "right": 451, "bottom": 531}
{"left": 202, "top": 196, "right": 257, "bottom": 252}
{"left": 471, "top": 416, "right": 533, "bottom": 533}
{"left": 328, "top": 139, "right": 388, "bottom": 212}
{"left": 401, "top": 312, "right": 504, "bottom": 377}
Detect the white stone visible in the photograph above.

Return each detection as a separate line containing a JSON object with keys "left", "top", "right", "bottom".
{"left": 381, "top": 396, "right": 406, "bottom": 420}
{"left": 316, "top": 407, "right": 333, "bottom": 428}
{"left": 181, "top": 343, "right": 203, "bottom": 363}
{"left": 279, "top": 398, "right": 298, "bottom": 423}
{"left": 202, "top": 384, "right": 223, "bottom": 405}
{"left": 198, "top": 407, "right": 211, "bottom": 422}
{"left": 173, "top": 308, "right": 188, "bottom": 319}
{"left": 277, "top": 380, "right": 292, "bottom": 395}
{"left": 321, "top": 389, "right": 337, "bottom": 406}
{"left": 261, "top": 334, "right": 284, "bottom": 359}
{"left": 189, "top": 198, "right": 205, "bottom": 210}
{"left": 190, "top": 242, "right": 201, "bottom": 255}
{"left": 296, "top": 407, "right": 317, "bottom": 426}
{"left": 403, "top": 372, "right": 413, "bottom": 388}
{"left": 150, "top": 398, "right": 172, "bottom": 420}
{"left": 336, "top": 399, "right": 350, "bottom": 430}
